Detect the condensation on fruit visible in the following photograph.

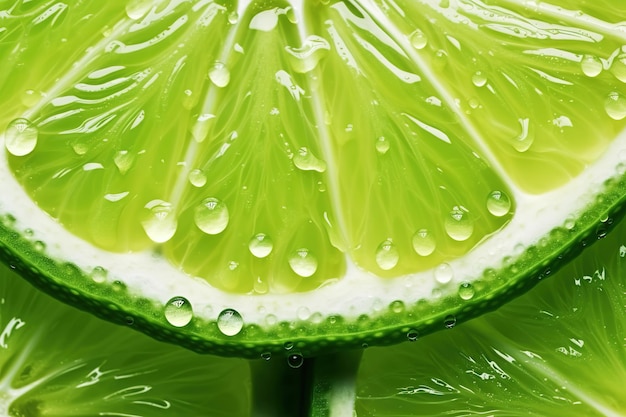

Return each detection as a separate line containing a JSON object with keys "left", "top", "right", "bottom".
{"left": 141, "top": 199, "right": 177, "bottom": 243}
{"left": 90, "top": 266, "right": 108, "bottom": 284}
{"left": 445, "top": 206, "right": 473, "bottom": 241}
{"left": 486, "top": 190, "right": 511, "bottom": 217}
{"left": 217, "top": 308, "right": 243, "bottom": 336}
{"left": 605, "top": 91, "right": 626, "bottom": 121}
{"left": 581, "top": 55, "right": 603, "bottom": 77}
{"left": 188, "top": 168, "right": 207, "bottom": 187}
{"left": 434, "top": 263, "right": 454, "bottom": 284}
{"left": 287, "top": 353, "right": 304, "bottom": 369}
{"left": 375, "top": 136, "right": 390, "bottom": 154}
{"left": 194, "top": 197, "right": 229, "bottom": 235}
{"left": 444, "top": 314, "right": 457, "bottom": 328}
{"left": 293, "top": 147, "right": 327, "bottom": 172}
{"left": 164, "top": 296, "right": 193, "bottom": 327}
{"left": 249, "top": 233, "right": 274, "bottom": 258}
{"left": 458, "top": 282, "right": 475, "bottom": 300}
{"left": 288, "top": 248, "right": 318, "bottom": 277}
{"left": 5, "top": 118, "right": 38, "bottom": 157}
{"left": 208, "top": 62, "right": 230, "bottom": 88}
{"left": 610, "top": 53, "right": 626, "bottom": 82}
{"left": 512, "top": 117, "right": 534, "bottom": 152}
{"left": 412, "top": 229, "right": 436, "bottom": 256}
{"left": 376, "top": 239, "right": 399, "bottom": 270}
{"left": 409, "top": 29, "right": 428, "bottom": 49}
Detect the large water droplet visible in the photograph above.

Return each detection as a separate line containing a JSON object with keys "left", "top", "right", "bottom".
{"left": 194, "top": 197, "right": 229, "bottom": 235}
{"left": 293, "top": 147, "right": 327, "bottom": 172}
{"left": 605, "top": 91, "right": 626, "bottom": 120}
{"left": 125, "top": 0, "right": 152, "bottom": 20}
{"left": 512, "top": 117, "right": 534, "bottom": 152}
{"left": 486, "top": 190, "right": 511, "bottom": 217}
{"left": 434, "top": 263, "right": 454, "bottom": 284}
{"left": 208, "top": 62, "right": 230, "bottom": 88}
{"left": 217, "top": 309, "right": 243, "bottom": 336}
{"left": 445, "top": 206, "right": 473, "bottom": 241}
{"left": 141, "top": 200, "right": 177, "bottom": 243}
{"left": 610, "top": 53, "right": 626, "bottom": 82}
{"left": 412, "top": 229, "right": 436, "bottom": 256}
{"left": 164, "top": 296, "right": 193, "bottom": 327}
{"left": 188, "top": 168, "right": 207, "bottom": 187}
{"left": 249, "top": 233, "right": 274, "bottom": 258}
{"left": 90, "top": 266, "right": 107, "bottom": 284}
{"left": 5, "top": 118, "right": 38, "bottom": 156}
{"left": 581, "top": 55, "right": 603, "bottom": 77}
{"left": 288, "top": 248, "right": 318, "bottom": 277}
{"left": 287, "top": 353, "right": 304, "bottom": 369}
{"left": 375, "top": 136, "right": 390, "bottom": 154}
{"left": 409, "top": 29, "right": 428, "bottom": 49}
{"left": 376, "top": 239, "right": 399, "bottom": 270}
{"left": 471, "top": 71, "right": 487, "bottom": 87}
{"left": 458, "top": 282, "right": 475, "bottom": 300}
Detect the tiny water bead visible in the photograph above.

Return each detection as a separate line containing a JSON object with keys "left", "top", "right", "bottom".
{"left": 444, "top": 206, "right": 473, "bottom": 241}
{"left": 458, "top": 282, "right": 475, "bottom": 300}
{"left": 409, "top": 29, "right": 428, "bottom": 49}
{"left": 208, "top": 62, "right": 230, "bottom": 88}
{"left": 188, "top": 169, "right": 207, "bottom": 187}
{"left": 261, "top": 352, "right": 272, "bottom": 361}
{"left": 512, "top": 117, "right": 534, "bottom": 152}
{"left": 248, "top": 233, "right": 274, "bottom": 258}
{"left": 471, "top": 71, "right": 487, "bottom": 87}
{"left": 407, "top": 329, "right": 419, "bottom": 341}
{"left": 605, "top": 91, "right": 626, "bottom": 121}
{"left": 375, "top": 136, "right": 390, "bottom": 154}
{"left": 375, "top": 239, "right": 399, "bottom": 270}
{"left": 444, "top": 314, "right": 457, "bottom": 328}
{"left": 5, "top": 118, "right": 38, "bottom": 156}
{"left": 288, "top": 248, "right": 318, "bottom": 277}
{"left": 434, "top": 263, "right": 453, "bottom": 284}
{"left": 412, "top": 229, "right": 436, "bottom": 256}
{"left": 292, "top": 147, "right": 327, "bottom": 172}
{"left": 125, "top": 0, "right": 152, "bottom": 20}
{"left": 581, "top": 54, "right": 603, "bottom": 77}
{"left": 194, "top": 197, "right": 229, "bottom": 235}
{"left": 217, "top": 309, "right": 243, "bottom": 336}
{"left": 113, "top": 150, "right": 134, "bottom": 174}
{"left": 283, "top": 341, "right": 294, "bottom": 351}
{"left": 486, "top": 190, "right": 511, "bottom": 217}
{"left": 287, "top": 353, "right": 304, "bottom": 369}
{"left": 141, "top": 200, "right": 177, "bottom": 243}
{"left": 164, "top": 296, "right": 193, "bottom": 327}
{"left": 90, "top": 266, "right": 107, "bottom": 284}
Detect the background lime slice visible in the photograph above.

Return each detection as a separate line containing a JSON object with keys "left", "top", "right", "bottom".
{"left": 1, "top": 0, "right": 626, "bottom": 358}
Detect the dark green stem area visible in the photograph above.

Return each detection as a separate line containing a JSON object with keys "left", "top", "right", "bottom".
{"left": 249, "top": 349, "right": 363, "bottom": 417}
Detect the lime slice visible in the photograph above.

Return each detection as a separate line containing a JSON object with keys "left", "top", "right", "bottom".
{"left": 0, "top": 261, "right": 249, "bottom": 416}
{"left": 1, "top": 1, "right": 626, "bottom": 359}
{"left": 357, "top": 215, "right": 626, "bottom": 416}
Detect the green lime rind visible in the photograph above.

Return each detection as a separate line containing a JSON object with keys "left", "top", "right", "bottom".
{"left": 0, "top": 259, "right": 249, "bottom": 417}
{"left": 2, "top": 174, "right": 625, "bottom": 359}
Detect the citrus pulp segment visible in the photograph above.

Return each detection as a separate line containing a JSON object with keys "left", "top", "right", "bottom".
{"left": 1, "top": 0, "right": 626, "bottom": 358}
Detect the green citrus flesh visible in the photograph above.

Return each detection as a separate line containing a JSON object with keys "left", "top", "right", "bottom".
{"left": 357, "top": 215, "right": 626, "bottom": 417}
{"left": 0, "top": 261, "right": 250, "bottom": 417}
{"left": 1, "top": 0, "right": 626, "bottom": 358}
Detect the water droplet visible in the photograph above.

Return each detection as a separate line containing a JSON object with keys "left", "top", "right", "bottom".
{"left": 5, "top": 118, "right": 38, "bottom": 156}
{"left": 297, "top": 306, "right": 311, "bottom": 320}
{"left": 445, "top": 206, "right": 473, "bottom": 241}
{"left": 293, "top": 147, "right": 327, "bottom": 172}
{"left": 486, "top": 190, "right": 511, "bottom": 217}
{"left": 605, "top": 91, "right": 626, "bottom": 120}
{"left": 376, "top": 239, "right": 399, "bottom": 270}
{"left": 284, "top": 341, "right": 294, "bottom": 350}
{"left": 90, "top": 266, "right": 107, "bottom": 283}
{"left": 217, "top": 309, "right": 243, "bottom": 336}
{"left": 434, "top": 263, "right": 454, "bottom": 284}
{"left": 164, "top": 296, "right": 193, "bottom": 327}
{"left": 188, "top": 168, "right": 207, "bottom": 187}
{"left": 458, "top": 282, "right": 475, "bottom": 300}
{"left": 21, "top": 89, "right": 42, "bottom": 107}
{"left": 610, "top": 53, "right": 626, "bottom": 82}
{"left": 261, "top": 352, "right": 272, "bottom": 361}
{"left": 471, "top": 71, "right": 487, "bottom": 87}
{"left": 581, "top": 55, "right": 602, "bottom": 77}
{"left": 33, "top": 241, "right": 46, "bottom": 252}
{"left": 227, "top": 11, "right": 239, "bottom": 24}
{"left": 113, "top": 150, "right": 134, "bottom": 174}
{"left": 412, "top": 229, "right": 436, "bottom": 256}
{"left": 141, "top": 200, "right": 177, "bottom": 243}
{"left": 390, "top": 300, "right": 405, "bottom": 313}
{"left": 125, "top": 0, "right": 151, "bottom": 20}
{"left": 288, "top": 248, "right": 318, "bottom": 277}
{"left": 249, "top": 233, "right": 274, "bottom": 258}
{"left": 287, "top": 353, "right": 304, "bottom": 369}
{"left": 375, "top": 136, "right": 390, "bottom": 154}
{"left": 409, "top": 29, "right": 427, "bottom": 49}
{"left": 444, "top": 314, "right": 456, "bottom": 328}
{"left": 407, "top": 329, "right": 419, "bottom": 341}
{"left": 194, "top": 197, "right": 229, "bottom": 235}
{"left": 513, "top": 117, "right": 534, "bottom": 152}
{"left": 208, "top": 62, "right": 230, "bottom": 88}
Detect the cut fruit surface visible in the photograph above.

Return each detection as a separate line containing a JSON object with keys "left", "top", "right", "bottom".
{"left": 1, "top": 0, "right": 626, "bottom": 358}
